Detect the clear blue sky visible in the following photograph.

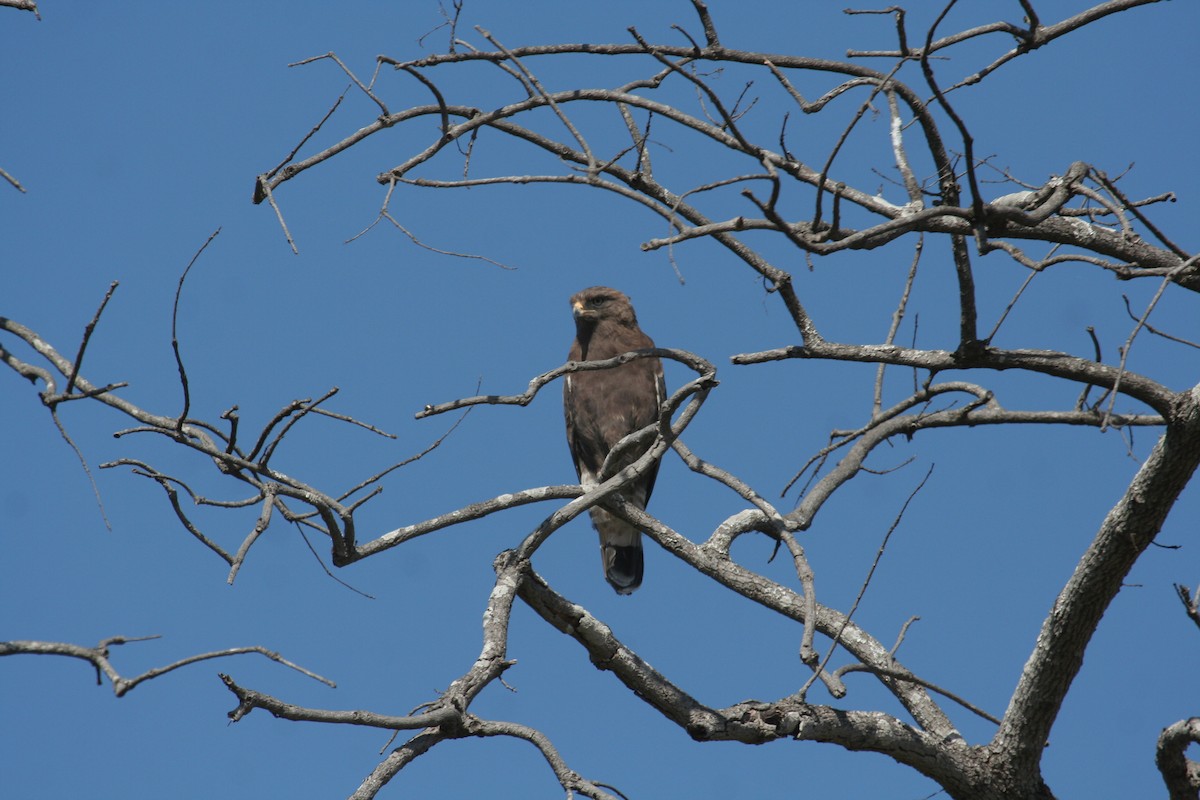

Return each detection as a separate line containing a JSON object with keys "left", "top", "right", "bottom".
{"left": 3, "top": 2, "right": 1198, "bottom": 798}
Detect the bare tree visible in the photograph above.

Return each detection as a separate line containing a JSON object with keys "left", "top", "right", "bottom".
{"left": 4, "top": 2, "right": 1199, "bottom": 799}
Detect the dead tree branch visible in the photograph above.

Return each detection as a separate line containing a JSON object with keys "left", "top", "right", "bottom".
{"left": 1157, "top": 717, "right": 1200, "bottom": 800}
{"left": 1, "top": 637, "right": 333, "bottom": 697}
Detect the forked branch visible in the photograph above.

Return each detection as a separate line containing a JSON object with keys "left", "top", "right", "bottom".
{"left": 1, "top": 637, "right": 333, "bottom": 697}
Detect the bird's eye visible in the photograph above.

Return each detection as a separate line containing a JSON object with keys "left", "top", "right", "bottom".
{"left": 589, "top": 296, "right": 608, "bottom": 307}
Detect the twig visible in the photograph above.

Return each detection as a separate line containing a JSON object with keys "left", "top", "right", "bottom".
{"left": 834, "top": 662, "right": 1000, "bottom": 725}
{"left": 417, "top": 0, "right": 464, "bottom": 52}
{"left": 1076, "top": 326, "right": 1103, "bottom": 411}
{"left": 259, "top": 388, "right": 340, "bottom": 469}
{"left": 66, "top": 281, "right": 119, "bottom": 396}
{"left": 810, "top": 63, "right": 903, "bottom": 231}
{"left": 1102, "top": 262, "right": 1193, "bottom": 428}
{"left": 626, "top": 27, "right": 753, "bottom": 152}
{"left": 172, "top": 229, "right": 221, "bottom": 430}
{"left": 255, "top": 87, "right": 349, "bottom": 192}
{"left": 1120, "top": 295, "right": 1200, "bottom": 350}
{"left": 797, "top": 464, "right": 934, "bottom": 701}
{"left": 688, "top": 0, "right": 721, "bottom": 48}
{"left": 291, "top": 518, "right": 377, "bottom": 599}
{"left": 380, "top": 210, "right": 516, "bottom": 269}
{"left": 1092, "top": 169, "right": 1188, "bottom": 257}
{"left": 1, "top": 164, "right": 27, "bottom": 191}
{"left": 259, "top": 179, "right": 299, "bottom": 254}
{"left": 890, "top": 616, "right": 920, "bottom": 657}
{"left": 984, "top": 263, "right": 1039, "bottom": 345}
{"left": 247, "top": 394, "right": 329, "bottom": 462}
{"left": 671, "top": 438, "right": 787, "bottom": 530}
{"left": 108, "top": 461, "right": 235, "bottom": 564}
{"left": 874, "top": 237, "right": 922, "bottom": 416}
{"left": 292, "top": 52, "right": 389, "bottom": 115}
{"left": 477, "top": 27, "right": 597, "bottom": 172}
{"left": 340, "top": 405, "right": 472, "bottom": 502}
{"left": 50, "top": 409, "right": 112, "bottom": 531}
{"left": 1175, "top": 583, "right": 1200, "bottom": 632}
{"left": 226, "top": 485, "right": 278, "bottom": 584}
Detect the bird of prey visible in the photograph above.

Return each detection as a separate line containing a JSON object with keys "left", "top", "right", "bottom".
{"left": 563, "top": 286, "right": 665, "bottom": 594}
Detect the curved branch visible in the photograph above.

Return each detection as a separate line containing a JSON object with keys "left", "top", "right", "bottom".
{"left": 515, "top": 563, "right": 972, "bottom": 789}
{"left": 0, "top": 0, "right": 40, "bottom": 18}
{"left": 465, "top": 716, "right": 622, "bottom": 800}
{"left": 1157, "top": 718, "right": 1200, "bottom": 800}
{"left": 783, "top": 380, "right": 1163, "bottom": 526}
{"left": 602, "top": 499, "right": 957, "bottom": 737}
{"left": 835, "top": 663, "right": 1000, "bottom": 726}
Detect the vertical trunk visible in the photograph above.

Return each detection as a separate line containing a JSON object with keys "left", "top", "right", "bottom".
{"left": 987, "top": 388, "right": 1200, "bottom": 788}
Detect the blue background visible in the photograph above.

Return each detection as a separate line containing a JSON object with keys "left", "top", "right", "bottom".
{"left": 3, "top": 2, "right": 1198, "bottom": 797}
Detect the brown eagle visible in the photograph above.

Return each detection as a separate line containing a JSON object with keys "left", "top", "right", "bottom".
{"left": 563, "top": 286, "right": 665, "bottom": 594}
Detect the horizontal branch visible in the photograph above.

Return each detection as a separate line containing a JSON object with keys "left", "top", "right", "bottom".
{"left": 851, "top": 0, "right": 1168, "bottom": 91}
{"left": 222, "top": 673, "right": 455, "bottom": 729}
{"left": 640, "top": 203, "right": 1195, "bottom": 290}
{"left": 1, "top": 637, "right": 333, "bottom": 697}
{"left": 359, "top": 484, "right": 581, "bottom": 558}
{"left": 415, "top": 347, "right": 713, "bottom": 419}
{"left": 732, "top": 340, "right": 1177, "bottom": 415}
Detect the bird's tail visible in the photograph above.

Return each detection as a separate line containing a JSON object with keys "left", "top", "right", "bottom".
{"left": 590, "top": 506, "right": 643, "bottom": 595}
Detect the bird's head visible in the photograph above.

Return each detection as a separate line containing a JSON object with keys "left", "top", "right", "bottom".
{"left": 570, "top": 286, "right": 638, "bottom": 329}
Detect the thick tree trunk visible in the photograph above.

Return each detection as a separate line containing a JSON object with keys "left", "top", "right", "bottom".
{"left": 983, "top": 387, "right": 1200, "bottom": 796}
